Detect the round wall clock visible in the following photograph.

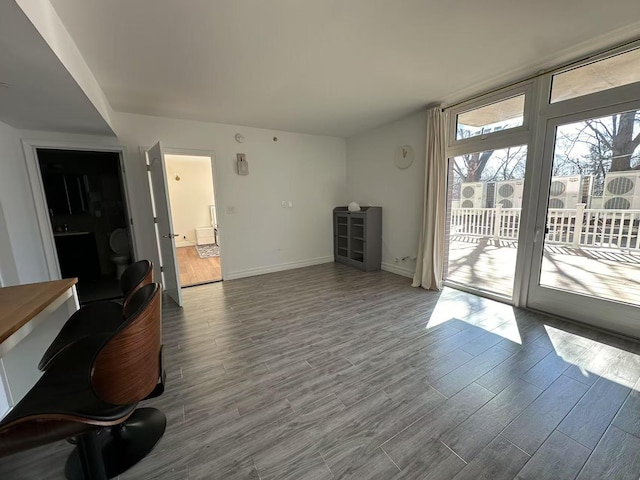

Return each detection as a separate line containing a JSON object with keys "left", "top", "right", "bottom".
{"left": 394, "top": 145, "right": 414, "bottom": 169}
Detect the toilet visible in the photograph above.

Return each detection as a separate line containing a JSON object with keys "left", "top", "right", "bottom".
{"left": 109, "top": 228, "right": 130, "bottom": 279}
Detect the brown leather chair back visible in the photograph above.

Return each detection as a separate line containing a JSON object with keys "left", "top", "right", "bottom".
{"left": 120, "top": 260, "right": 153, "bottom": 309}
{"left": 92, "top": 283, "right": 162, "bottom": 405}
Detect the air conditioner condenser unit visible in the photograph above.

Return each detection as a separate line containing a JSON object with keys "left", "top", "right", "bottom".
{"left": 602, "top": 171, "right": 640, "bottom": 210}
{"left": 494, "top": 180, "right": 524, "bottom": 208}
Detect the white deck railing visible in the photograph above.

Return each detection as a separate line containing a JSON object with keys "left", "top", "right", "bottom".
{"left": 450, "top": 204, "right": 640, "bottom": 251}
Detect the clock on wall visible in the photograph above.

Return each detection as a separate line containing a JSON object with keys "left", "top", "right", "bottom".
{"left": 394, "top": 145, "right": 414, "bottom": 169}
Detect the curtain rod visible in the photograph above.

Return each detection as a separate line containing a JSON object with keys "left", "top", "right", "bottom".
{"left": 441, "top": 37, "right": 640, "bottom": 113}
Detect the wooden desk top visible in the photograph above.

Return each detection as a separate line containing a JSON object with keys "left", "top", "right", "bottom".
{"left": 0, "top": 279, "right": 77, "bottom": 345}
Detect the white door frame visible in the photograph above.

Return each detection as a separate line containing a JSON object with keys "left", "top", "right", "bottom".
{"left": 21, "top": 139, "right": 139, "bottom": 280}
{"left": 141, "top": 145, "right": 225, "bottom": 283}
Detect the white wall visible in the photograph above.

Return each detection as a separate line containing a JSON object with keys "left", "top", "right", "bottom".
{"left": 346, "top": 110, "right": 426, "bottom": 278}
{"left": 165, "top": 155, "right": 215, "bottom": 247}
{"left": 113, "top": 112, "right": 347, "bottom": 280}
{"left": 15, "top": 0, "right": 115, "bottom": 132}
{"left": 2, "top": 107, "right": 428, "bottom": 287}
{"left": 0, "top": 121, "right": 50, "bottom": 284}
{"left": 0, "top": 199, "right": 19, "bottom": 286}
{"left": 0, "top": 115, "right": 346, "bottom": 287}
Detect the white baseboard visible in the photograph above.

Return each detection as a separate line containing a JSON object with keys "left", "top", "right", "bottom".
{"left": 176, "top": 240, "right": 196, "bottom": 248}
{"left": 225, "top": 256, "right": 334, "bottom": 280}
{"left": 381, "top": 262, "right": 414, "bottom": 279}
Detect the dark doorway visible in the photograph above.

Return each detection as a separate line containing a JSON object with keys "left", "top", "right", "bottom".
{"left": 37, "top": 149, "right": 132, "bottom": 304}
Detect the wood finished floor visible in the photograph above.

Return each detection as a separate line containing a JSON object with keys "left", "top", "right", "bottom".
{"left": 2, "top": 263, "right": 640, "bottom": 479}
{"left": 177, "top": 246, "right": 221, "bottom": 287}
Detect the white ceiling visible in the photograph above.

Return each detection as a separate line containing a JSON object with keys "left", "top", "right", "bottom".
{"left": 0, "top": 1, "right": 112, "bottom": 134}
{"left": 48, "top": 0, "right": 640, "bottom": 138}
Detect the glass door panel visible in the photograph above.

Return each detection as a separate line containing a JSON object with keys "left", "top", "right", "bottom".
{"left": 528, "top": 106, "right": 640, "bottom": 337}
{"left": 349, "top": 215, "right": 365, "bottom": 264}
{"left": 444, "top": 145, "right": 528, "bottom": 299}
{"left": 538, "top": 109, "right": 640, "bottom": 305}
{"left": 335, "top": 214, "right": 348, "bottom": 260}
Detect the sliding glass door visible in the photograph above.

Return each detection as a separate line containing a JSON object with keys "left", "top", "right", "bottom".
{"left": 527, "top": 103, "right": 640, "bottom": 337}
{"left": 443, "top": 42, "right": 640, "bottom": 337}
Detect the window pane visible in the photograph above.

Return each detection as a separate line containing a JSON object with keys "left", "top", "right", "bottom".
{"left": 445, "top": 145, "right": 528, "bottom": 298}
{"left": 456, "top": 95, "right": 525, "bottom": 140}
{"left": 551, "top": 47, "right": 640, "bottom": 103}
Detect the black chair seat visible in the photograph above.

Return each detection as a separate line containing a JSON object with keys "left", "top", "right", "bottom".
{"left": 38, "top": 303, "right": 124, "bottom": 371}
{"left": 0, "top": 336, "right": 136, "bottom": 458}
{"left": 39, "top": 260, "right": 153, "bottom": 372}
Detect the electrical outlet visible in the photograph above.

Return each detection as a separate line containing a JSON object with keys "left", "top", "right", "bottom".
{"left": 281, "top": 201, "right": 287, "bottom": 208}
{"left": 226, "top": 206, "right": 236, "bottom": 214}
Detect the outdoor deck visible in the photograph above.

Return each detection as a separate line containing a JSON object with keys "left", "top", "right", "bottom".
{"left": 446, "top": 235, "right": 640, "bottom": 305}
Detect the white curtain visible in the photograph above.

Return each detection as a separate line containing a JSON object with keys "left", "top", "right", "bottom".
{"left": 412, "top": 106, "right": 447, "bottom": 290}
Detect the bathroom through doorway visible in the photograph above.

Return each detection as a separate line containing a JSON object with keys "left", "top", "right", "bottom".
{"left": 36, "top": 148, "right": 134, "bottom": 305}
{"left": 164, "top": 154, "right": 222, "bottom": 287}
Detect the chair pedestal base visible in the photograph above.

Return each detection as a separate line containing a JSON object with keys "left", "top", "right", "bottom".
{"left": 65, "top": 408, "right": 166, "bottom": 480}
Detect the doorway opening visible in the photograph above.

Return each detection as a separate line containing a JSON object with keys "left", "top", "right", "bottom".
{"left": 36, "top": 148, "right": 134, "bottom": 305}
{"left": 164, "top": 154, "right": 221, "bottom": 287}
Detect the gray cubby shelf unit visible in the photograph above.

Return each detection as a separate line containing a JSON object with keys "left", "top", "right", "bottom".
{"left": 333, "top": 206, "right": 382, "bottom": 271}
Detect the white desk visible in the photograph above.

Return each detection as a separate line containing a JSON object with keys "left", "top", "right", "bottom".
{"left": 0, "top": 279, "right": 79, "bottom": 418}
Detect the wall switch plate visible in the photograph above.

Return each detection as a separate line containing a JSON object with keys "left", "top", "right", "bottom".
{"left": 281, "top": 201, "right": 287, "bottom": 208}
{"left": 288, "top": 201, "right": 293, "bottom": 208}
{"left": 236, "top": 154, "right": 248, "bottom": 175}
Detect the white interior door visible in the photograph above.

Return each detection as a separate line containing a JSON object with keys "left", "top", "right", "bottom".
{"left": 148, "top": 141, "right": 182, "bottom": 307}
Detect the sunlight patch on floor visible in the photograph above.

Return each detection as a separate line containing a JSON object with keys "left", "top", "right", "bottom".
{"left": 426, "top": 288, "right": 522, "bottom": 344}
{"left": 543, "top": 324, "right": 640, "bottom": 389}
{"left": 486, "top": 314, "right": 522, "bottom": 345}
